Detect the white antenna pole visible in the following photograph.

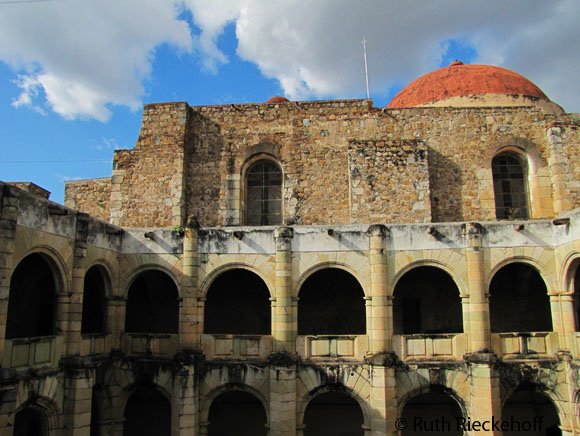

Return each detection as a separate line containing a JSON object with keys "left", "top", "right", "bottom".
{"left": 362, "top": 36, "right": 370, "bottom": 99}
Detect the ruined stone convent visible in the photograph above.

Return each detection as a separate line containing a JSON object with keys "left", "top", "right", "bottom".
{"left": 1, "top": 61, "right": 579, "bottom": 435}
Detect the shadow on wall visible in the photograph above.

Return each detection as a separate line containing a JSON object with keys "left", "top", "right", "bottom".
{"left": 428, "top": 147, "right": 464, "bottom": 222}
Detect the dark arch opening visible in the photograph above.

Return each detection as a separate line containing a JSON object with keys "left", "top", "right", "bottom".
{"left": 492, "top": 152, "right": 529, "bottom": 219}
{"left": 502, "top": 385, "right": 561, "bottom": 435}
{"left": 125, "top": 270, "right": 179, "bottom": 334}
{"left": 574, "top": 264, "right": 580, "bottom": 332}
{"left": 490, "top": 263, "right": 552, "bottom": 333}
{"left": 82, "top": 266, "right": 107, "bottom": 335}
{"left": 303, "top": 390, "right": 364, "bottom": 436}
{"left": 6, "top": 253, "right": 57, "bottom": 338}
{"left": 245, "top": 160, "right": 282, "bottom": 225}
{"left": 124, "top": 385, "right": 171, "bottom": 436}
{"left": 298, "top": 268, "right": 366, "bottom": 335}
{"left": 393, "top": 266, "right": 462, "bottom": 334}
{"left": 400, "top": 390, "right": 463, "bottom": 435}
{"left": 208, "top": 390, "right": 267, "bottom": 436}
{"left": 14, "top": 407, "right": 45, "bottom": 436}
{"left": 204, "top": 269, "right": 271, "bottom": 335}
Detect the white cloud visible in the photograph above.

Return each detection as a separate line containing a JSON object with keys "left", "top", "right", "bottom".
{"left": 188, "top": 0, "right": 580, "bottom": 111}
{"left": 0, "top": 0, "right": 192, "bottom": 121}
{"left": 1, "top": 0, "right": 578, "bottom": 120}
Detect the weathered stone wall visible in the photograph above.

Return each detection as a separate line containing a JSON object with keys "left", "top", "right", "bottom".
{"left": 110, "top": 102, "right": 188, "bottom": 227}
{"left": 64, "top": 177, "right": 111, "bottom": 221}
{"left": 67, "top": 99, "right": 577, "bottom": 227}
{"left": 348, "top": 139, "right": 430, "bottom": 223}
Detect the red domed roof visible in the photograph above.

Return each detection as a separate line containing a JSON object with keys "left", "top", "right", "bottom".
{"left": 387, "top": 61, "right": 549, "bottom": 108}
{"left": 266, "top": 96, "right": 289, "bottom": 103}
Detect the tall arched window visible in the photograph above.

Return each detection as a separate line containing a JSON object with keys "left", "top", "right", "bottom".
{"left": 246, "top": 161, "right": 282, "bottom": 225}
{"left": 492, "top": 152, "right": 529, "bottom": 219}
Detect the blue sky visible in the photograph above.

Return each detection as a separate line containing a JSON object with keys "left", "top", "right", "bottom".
{"left": 0, "top": 0, "right": 578, "bottom": 205}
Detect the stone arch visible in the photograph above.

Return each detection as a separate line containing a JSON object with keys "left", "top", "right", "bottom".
{"left": 298, "top": 384, "right": 371, "bottom": 436}
{"left": 6, "top": 252, "right": 63, "bottom": 338}
{"left": 200, "top": 263, "right": 274, "bottom": 299}
{"left": 563, "top": 254, "right": 580, "bottom": 331}
{"left": 297, "top": 266, "right": 366, "bottom": 335}
{"left": 487, "top": 256, "right": 555, "bottom": 294}
{"left": 398, "top": 385, "right": 466, "bottom": 436}
{"left": 501, "top": 383, "right": 563, "bottom": 435}
{"left": 81, "top": 264, "right": 111, "bottom": 335}
{"left": 241, "top": 153, "right": 284, "bottom": 226}
{"left": 489, "top": 260, "right": 552, "bottom": 333}
{"left": 13, "top": 396, "right": 63, "bottom": 436}
{"left": 294, "top": 262, "right": 370, "bottom": 298}
{"left": 201, "top": 384, "right": 270, "bottom": 435}
{"left": 125, "top": 268, "right": 180, "bottom": 334}
{"left": 391, "top": 259, "right": 467, "bottom": 298}
{"left": 122, "top": 383, "right": 172, "bottom": 436}
{"left": 204, "top": 267, "right": 272, "bottom": 335}
{"left": 122, "top": 263, "right": 181, "bottom": 299}
{"left": 12, "top": 245, "right": 70, "bottom": 292}
{"left": 491, "top": 146, "right": 531, "bottom": 220}
{"left": 393, "top": 265, "right": 463, "bottom": 334}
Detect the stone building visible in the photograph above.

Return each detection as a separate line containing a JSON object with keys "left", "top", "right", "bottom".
{"left": 0, "top": 61, "right": 579, "bottom": 435}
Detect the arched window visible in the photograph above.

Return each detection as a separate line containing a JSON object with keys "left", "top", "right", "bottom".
{"left": 125, "top": 270, "right": 179, "bottom": 334}
{"left": 492, "top": 152, "right": 529, "bottom": 219}
{"left": 489, "top": 263, "right": 552, "bottom": 333}
{"left": 7, "top": 253, "right": 57, "bottom": 338}
{"left": 246, "top": 160, "right": 282, "bottom": 225}
{"left": 298, "top": 268, "right": 366, "bottom": 335}
{"left": 208, "top": 390, "right": 267, "bottom": 436}
{"left": 81, "top": 266, "right": 108, "bottom": 335}
{"left": 204, "top": 269, "right": 271, "bottom": 335}
{"left": 393, "top": 266, "right": 463, "bottom": 335}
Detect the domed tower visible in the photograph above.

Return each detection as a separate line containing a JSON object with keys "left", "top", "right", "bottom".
{"left": 387, "top": 60, "right": 563, "bottom": 114}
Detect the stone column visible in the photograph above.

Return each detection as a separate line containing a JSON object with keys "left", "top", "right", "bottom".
{"left": 181, "top": 219, "right": 200, "bottom": 350}
{"left": 467, "top": 357, "right": 502, "bottom": 436}
{"left": 62, "top": 360, "right": 94, "bottom": 436}
{"left": 274, "top": 227, "right": 294, "bottom": 352}
{"left": 66, "top": 213, "right": 90, "bottom": 356}
{"left": 175, "top": 362, "right": 198, "bottom": 436}
{"left": 463, "top": 222, "right": 491, "bottom": 352}
{"left": 0, "top": 184, "right": 19, "bottom": 357}
{"left": 367, "top": 359, "right": 398, "bottom": 436}
{"left": 550, "top": 293, "right": 577, "bottom": 352}
{"left": 368, "top": 225, "right": 391, "bottom": 353}
{"left": 0, "top": 381, "right": 18, "bottom": 436}
{"left": 106, "top": 296, "right": 126, "bottom": 350}
{"left": 269, "top": 364, "right": 297, "bottom": 436}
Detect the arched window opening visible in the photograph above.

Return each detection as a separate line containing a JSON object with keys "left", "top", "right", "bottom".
{"left": 492, "top": 152, "right": 529, "bottom": 220}
{"left": 204, "top": 269, "right": 271, "bottom": 335}
{"left": 208, "top": 390, "right": 267, "bottom": 436}
{"left": 14, "top": 407, "right": 45, "bottom": 436}
{"left": 574, "top": 265, "right": 580, "bottom": 332}
{"left": 246, "top": 160, "right": 282, "bottom": 225}
{"left": 303, "top": 391, "right": 364, "bottom": 436}
{"left": 298, "top": 268, "right": 366, "bottom": 335}
{"left": 400, "top": 390, "right": 463, "bottom": 436}
{"left": 490, "top": 263, "right": 552, "bottom": 333}
{"left": 502, "top": 385, "right": 561, "bottom": 436}
{"left": 82, "top": 266, "right": 107, "bottom": 335}
{"left": 6, "top": 253, "right": 57, "bottom": 339}
{"left": 393, "top": 267, "right": 462, "bottom": 335}
{"left": 125, "top": 271, "right": 179, "bottom": 334}
{"left": 124, "top": 385, "right": 171, "bottom": 436}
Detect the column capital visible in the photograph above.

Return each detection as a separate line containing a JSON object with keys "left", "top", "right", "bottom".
{"left": 274, "top": 226, "right": 294, "bottom": 251}
{"left": 366, "top": 224, "right": 390, "bottom": 238}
